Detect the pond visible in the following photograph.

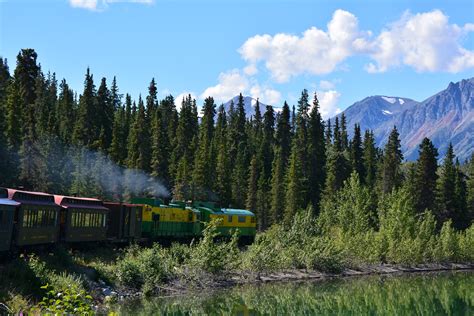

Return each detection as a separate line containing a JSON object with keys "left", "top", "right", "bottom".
{"left": 112, "top": 271, "right": 473, "bottom": 315}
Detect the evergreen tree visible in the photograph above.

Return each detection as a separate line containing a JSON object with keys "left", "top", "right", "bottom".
{"left": 127, "top": 95, "right": 151, "bottom": 172}
{"left": 380, "top": 126, "right": 403, "bottom": 194}
{"left": 414, "top": 137, "right": 438, "bottom": 213}
{"left": 270, "top": 102, "right": 291, "bottom": 223}
{"left": 150, "top": 95, "right": 175, "bottom": 186}
{"left": 453, "top": 159, "right": 468, "bottom": 230}
{"left": 246, "top": 155, "right": 259, "bottom": 212}
{"left": 146, "top": 78, "right": 158, "bottom": 118}
{"left": 214, "top": 104, "right": 232, "bottom": 206}
{"left": 0, "top": 58, "right": 10, "bottom": 103}
{"left": 96, "top": 77, "right": 113, "bottom": 150}
{"left": 0, "top": 58, "right": 12, "bottom": 185}
{"left": 308, "top": 92, "right": 326, "bottom": 213}
{"left": 56, "top": 79, "right": 75, "bottom": 143}
{"left": 284, "top": 89, "right": 310, "bottom": 221}
{"left": 253, "top": 105, "right": 275, "bottom": 229}
{"left": 109, "top": 105, "right": 127, "bottom": 165}
{"left": 230, "top": 93, "right": 249, "bottom": 207}
{"left": 192, "top": 97, "right": 216, "bottom": 200}
{"left": 350, "top": 124, "right": 365, "bottom": 182}
{"left": 466, "top": 153, "right": 474, "bottom": 223}
{"left": 362, "top": 130, "right": 377, "bottom": 188}
{"left": 73, "top": 68, "right": 98, "bottom": 147}
{"left": 171, "top": 94, "right": 199, "bottom": 196}
{"left": 340, "top": 112, "right": 349, "bottom": 150}
{"left": 436, "top": 143, "right": 457, "bottom": 224}
{"left": 324, "top": 116, "right": 349, "bottom": 196}
{"left": 14, "top": 49, "right": 40, "bottom": 113}
{"left": 325, "top": 118, "right": 332, "bottom": 146}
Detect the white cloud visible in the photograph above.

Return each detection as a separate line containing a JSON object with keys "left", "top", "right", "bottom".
{"left": 243, "top": 64, "right": 258, "bottom": 76}
{"left": 239, "top": 9, "right": 474, "bottom": 79}
{"left": 69, "top": 0, "right": 154, "bottom": 11}
{"left": 239, "top": 10, "right": 367, "bottom": 82}
{"left": 200, "top": 69, "right": 249, "bottom": 103}
{"left": 174, "top": 92, "right": 197, "bottom": 110}
{"left": 319, "top": 80, "right": 336, "bottom": 90}
{"left": 366, "top": 10, "right": 474, "bottom": 73}
{"left": 249, "top": 84, "right": 281, "bottom": 105}
{"left": 318, "top": 90, "right": 342, "bottom": 119}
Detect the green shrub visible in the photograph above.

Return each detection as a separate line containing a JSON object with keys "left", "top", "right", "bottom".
{"left": 33, "top": 284, "right": 93, "bottom": 315}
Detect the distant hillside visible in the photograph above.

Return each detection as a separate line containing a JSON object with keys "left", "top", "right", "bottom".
{"left": 336, "top": 78, "right": 474, "bottom": 161}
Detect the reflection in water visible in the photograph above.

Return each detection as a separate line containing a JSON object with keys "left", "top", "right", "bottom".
{"left": 114, "top": 271, "right": 473, "bottom": 315}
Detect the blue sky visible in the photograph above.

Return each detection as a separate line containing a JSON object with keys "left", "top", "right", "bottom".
{"left": 1, "top": 0, "right": 473, "bottom": 117}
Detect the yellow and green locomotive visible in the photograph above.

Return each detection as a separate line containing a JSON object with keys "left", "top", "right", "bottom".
{"left": 133, "top": 198, "right": 256, "bottom": 240}
{"left": 0, "top": 187, "right": 256, "bottom": 252}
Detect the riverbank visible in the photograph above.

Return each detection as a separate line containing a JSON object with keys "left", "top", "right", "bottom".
{"left": 1, "top": 206, "right": 473, "bottom": 314}
{"left": 0, "top": 245, "right": 473, "bottom": 314}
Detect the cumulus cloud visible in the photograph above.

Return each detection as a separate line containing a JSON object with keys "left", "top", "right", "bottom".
{"left": 69, "top": 0, "right": 154, "bottom": 11}
{"left": 318, "top": 90, "right": 342, "bottom": 119}
{"left": 249, "top": 84, "right": 281, "bottom": 105}
{"left": 319, "top": 80, "right": 336, "bottom": 90}
{"left": 200, "top": 69, "right": 249, "bottom": 103}
{"left": 239, "top": 9, "right": 474, "bottom": 79}
{"left": 239, "top": 10, "right": 367, "bottom": 82}
{"left": 366, "top": 10, "right": 474, "bottom": 73}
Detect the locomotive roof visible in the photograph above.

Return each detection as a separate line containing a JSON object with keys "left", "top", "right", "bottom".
{"left": 6, "top": 188, "right": 58, "bottom": 206}
{"left": 54, "top": 195, "right": 108, "bottom": 210}
{"left": 221, "top": 208, "right": 255, "bottom": 216}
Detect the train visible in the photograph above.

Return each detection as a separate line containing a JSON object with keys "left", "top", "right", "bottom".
{"left": 0, "top": 187, "right": 256, "bottom": 252}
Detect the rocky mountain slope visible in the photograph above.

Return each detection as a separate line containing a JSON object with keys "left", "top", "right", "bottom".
{"left": 338, "top": 78, "right": 473, "bottom": 161}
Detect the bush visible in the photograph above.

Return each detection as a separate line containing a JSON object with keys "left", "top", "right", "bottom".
{"left": 33, "top": 284, "right": 93, "bottom": 315}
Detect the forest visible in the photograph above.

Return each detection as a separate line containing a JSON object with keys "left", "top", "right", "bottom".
{"left": 0, "top": 48, "right": 473, "bottom": 233}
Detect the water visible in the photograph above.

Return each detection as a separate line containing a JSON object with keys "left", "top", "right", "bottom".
{"left": 113, "top": 271, "right": 473, "bottom": 315}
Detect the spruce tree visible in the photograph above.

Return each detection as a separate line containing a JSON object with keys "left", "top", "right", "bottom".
{"left": 0, "top": 58, "right": 12, "bottom": 186}
{"left": 380, "top": 126, "right": 403, "bottom": 194}
{"left": 170, "top": 94, "right": 198, "bottom": 184}
{"left": 230, "top": 93, "right": 249, "bottom": 207}
{"left": 270, "top": 102, "right": 291, "bottom": 223}
{"left": 126, "top": 95, "right": 151, "bottom": 172}
{"left": 467, "top": 153, "right": 474, "bottom": 223}
{"left": 109, "top": 105, "right": 127, "bottom": 165}
{"left": 340, "top": 112, "right": 349, "bottom": 150}
{"left": 254, "top": 105, "right": 275, "bottom": 229}
{"left": 325, "top": 118, "right": 332, "bottom": 146}
{"left": 56, "top": 79, "right": 75, "bottom": 143}
{"left": 362, "top": 130, "right": 377, "bottom": 188}
{"left": 436, "top": 143, "right": 457, "bottom": 224}
{"left": 246, "top": 155, "right": 259, "bottom": 212}
{"left": 96, "top": 77, "right": 113, "bottom": 150}
{"left": 453, "top": 159, "right": 468, "bottom": 230}
{"left": 192, "top": 97, "right": 216, "bottom": 200}
{"left": 308, "top": 92, "right": 326, "bottom": 213}
{"left": 284, "top": 89, "right": 310, "bottom": 221}
{"left": 73, "top": 68, "right": 98, "bottom": 147}
{"left": 414, "top": 137, "right": 438, "bottom": 213}
{"left": 350, "top": 124, "right": 365, "bottom": 182}
{"left": 214, "top": 104, "right": 232, "bottom": 206}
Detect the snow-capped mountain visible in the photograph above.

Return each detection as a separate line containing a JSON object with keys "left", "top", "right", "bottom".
{"left": 336, "top": 78, "right": 474, "bottom": 161}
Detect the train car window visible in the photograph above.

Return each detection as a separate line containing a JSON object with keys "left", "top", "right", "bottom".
{"left": 0, "top": 210, "right": 5, "bottom": 227}
{"left": 238, "top": 216, "right": 246, "bottom": 223}
{"left": 228, "top": 215, "right": 233, "bottom": 223}
{"left": 251, "top": 216, "right": 256, "bottom": 223}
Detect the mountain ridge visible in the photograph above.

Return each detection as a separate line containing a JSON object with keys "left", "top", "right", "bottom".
{"left": 336, "top": 77, "right": 474, "bottom": 161}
